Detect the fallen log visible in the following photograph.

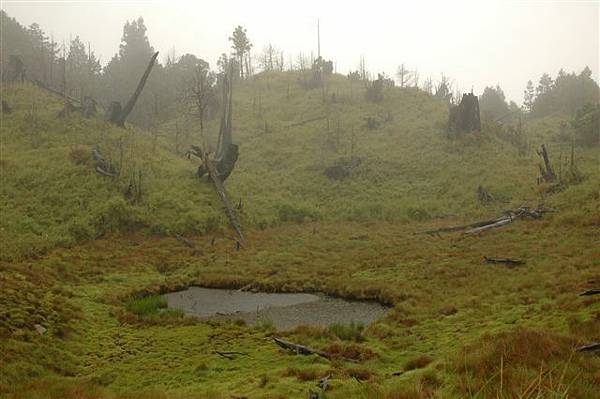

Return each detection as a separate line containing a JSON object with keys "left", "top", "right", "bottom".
{"left": 579, "top": 289, "right": 600, "bottom": 297}
{"left": 576, "top": 342, "right": 600, "bottom": 354}
{"left": 93, "top": 148, "right": 117, "bottom": 177}
{"left": 34, "top": 79, "right": 81, "bottom": 105}
{"left": 273, "top": 337, "right": 332, "bottom": 360}
{"left": 419, "top": 205, "right": 554, "bottom": 236}
{"left": 419, "top": 216, "right": 507, "bottom": 235}
{"left": 465, "top": 216, "right": 513, "bottom": 234}
{"left": 484, "top": 256, "right": 525, "bottom": 266}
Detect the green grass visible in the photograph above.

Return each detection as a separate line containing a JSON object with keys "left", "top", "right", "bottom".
{"left": 125, "top": 295, "right": 167, "bottom": 317}
{"left": 329, "top": 321, "right": 365, "bottom": 342}
{"left": 1, "top": 73, "right": 599, "bottom": 398}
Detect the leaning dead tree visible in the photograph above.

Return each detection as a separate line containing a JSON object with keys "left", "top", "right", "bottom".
{"left": 107, "top": 51, "right": 159, "bottom": 127}
{"left": 537, "top": 144, "right": 556, "bottom": 183}
{"left": 448, "top": 92, "right": 481, "bottom": 133}
{"left": 191, "top": 68, "right": 243, "bottom": 242}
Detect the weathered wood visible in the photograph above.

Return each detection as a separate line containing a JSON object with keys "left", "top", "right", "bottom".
{"left": 273, "top": 337, "right": 332, "bottom": 359}
{"left": 205, "top": 158, "right": 244, "bottom": 242}
{"left": 579, "top": 289, "right": 600, "bottom": 296}
{"left": 465, "top": 216, "right": 513, "bottom": 234}
{"left": 537, "top": 144, "right": 556, "bottom": 182}
{"left": 576, "top": 342, "right": 600, "bottom": 353}
{"left": 484, "top": 256, "right": 525, "bottom": 266}
{"left": 420, "top": 216, "right": 509, "bottom": 235}
{"left": 448, "top": 93, "right": 481, "bottom": 133}
{"left": 93, "top": 148, "right": 117, "bottom": 177}
{"left": 114, "top": 51, "right": 159, "bottom": 127}
{"left": 213, "top": 65, "right": 238, "bottom": 181}
{"left": 419, "top": 205, "right": 554, "bottom": 236}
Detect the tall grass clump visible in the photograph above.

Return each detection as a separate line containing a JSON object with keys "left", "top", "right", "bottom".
{"left": 329, "top": 320, "right": 365, "bottom": 342}
{"left": 125, "top": 295, "right": 167, "bottom": 317}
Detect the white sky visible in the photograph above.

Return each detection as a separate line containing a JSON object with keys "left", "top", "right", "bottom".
{"left": 2, "top": 0, "right": 599, "bottom": 104}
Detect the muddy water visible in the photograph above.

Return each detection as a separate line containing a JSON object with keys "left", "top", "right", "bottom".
{"left": 163, "top": 287, "right": 389, "bottom": 330}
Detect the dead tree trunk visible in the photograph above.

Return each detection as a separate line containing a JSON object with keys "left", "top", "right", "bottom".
{"left": 194, "top": 66, "right": 243, "bottom": 242}
{"left": 537, "top": 144, "right": 556, "bottom": 183}
{"left": 205, "top": 159, "right": 244, "bottom": 242}
{"left": 448, "top": 93, "right": 481, "bottom": 133}
{"left": 109, "top": 51, "right": 159, "bottom": 127}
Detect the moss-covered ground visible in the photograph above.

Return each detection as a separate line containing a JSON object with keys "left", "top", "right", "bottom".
{"left": 1, "top": 74, "right": 599, "bottom": 398}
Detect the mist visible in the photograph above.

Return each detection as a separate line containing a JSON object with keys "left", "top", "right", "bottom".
{"left": 2, "top": 1, "right": 600, "bottom": 398}
{"left": 3, "top": 0, "right": 598, "bottom": 103}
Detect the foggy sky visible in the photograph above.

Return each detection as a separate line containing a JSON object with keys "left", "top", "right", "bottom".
{"left": 2, "top": 0, "right": 598, "bottom": 104}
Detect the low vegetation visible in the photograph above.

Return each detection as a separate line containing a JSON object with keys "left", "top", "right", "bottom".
{"left": 1, "top": 11, "right": 599, "bottom": 398}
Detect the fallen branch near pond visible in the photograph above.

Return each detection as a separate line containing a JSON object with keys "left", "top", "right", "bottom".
{"left": 576, "top": 342, "right": 600, "bottom": 354}
{"left": 273, "top": 338, "right": 358, "bottom": 363}
{"left": 273, "top": 338, "right": 332, "bottom": 360}
{"left": 418, "top": 205, "right": 555, "bottom": 236}
{"left": 93, "top": 148, "right": 117, "bottom": 177}
{"left": 484, "top": 256, "right": 525, "bottom": 266}
{"left": 579, "top": 289, "right": 600, "bottom": 296}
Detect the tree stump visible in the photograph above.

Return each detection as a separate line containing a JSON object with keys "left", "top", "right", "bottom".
{"left": 448, "top": 93, "right": 481, "bottom": 133}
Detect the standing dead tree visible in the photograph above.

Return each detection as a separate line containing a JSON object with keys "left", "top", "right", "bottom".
{"left": 537, "top": 144, "right": 556, "bottom": 183}
{"left": 107, "top": 51, "right": 159, "bottom": 127}
{"left": 192, "top": 68, "right": 243, "bottom": 242}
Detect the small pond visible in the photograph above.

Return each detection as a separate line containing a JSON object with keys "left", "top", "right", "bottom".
{"left": 163, "top": 287, "right": 389, "bottom": 330}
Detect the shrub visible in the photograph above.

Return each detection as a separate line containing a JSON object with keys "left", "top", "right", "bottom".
{"left": 96, "top": 197, "right": 142, "bottom": 233}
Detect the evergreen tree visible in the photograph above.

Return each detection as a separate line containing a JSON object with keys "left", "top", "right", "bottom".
{"left": 229, "top": 26, "right": 252, "bottom": 79}
{"left": 523, "top": 80, "right": 535, "bottom": 112}
{"left": 479, "top": 85, "right": 510, "bottom": 120}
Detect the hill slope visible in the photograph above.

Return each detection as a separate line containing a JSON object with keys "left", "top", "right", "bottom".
{"left": 1, "top": 74, "right": 599, "bottom": 398}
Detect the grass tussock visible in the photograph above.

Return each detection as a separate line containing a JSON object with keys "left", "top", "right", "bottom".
{"left": 454, "top": 328, "right": 600, "bottom": 398}
{"left": 329, "top": 320, "right": 365, "bottom": 342}
{"left": 404, "top": 355, "right": 434, "bottom": 371}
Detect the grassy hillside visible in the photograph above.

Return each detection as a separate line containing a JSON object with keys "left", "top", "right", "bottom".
{"left": 1, "top": 74, "right": 599, "bottom": 398}
{"left": 0, "top": 83, "right": 222, "bottom": 261}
